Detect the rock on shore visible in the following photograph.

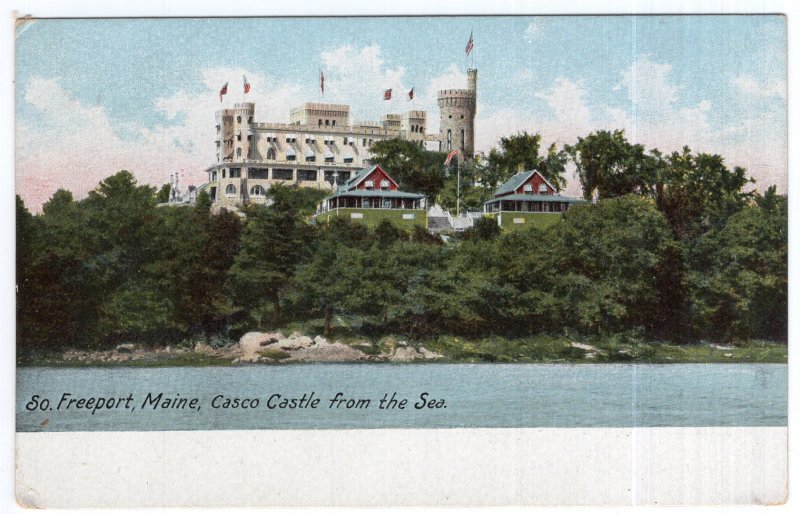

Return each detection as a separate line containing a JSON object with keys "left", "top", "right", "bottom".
{"left": 56, "top": 332, "right": 444, "bottom": 365}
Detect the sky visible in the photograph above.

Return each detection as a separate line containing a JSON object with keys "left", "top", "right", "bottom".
{"left": 15, "top": 15, "right": 787, "bottom": 210}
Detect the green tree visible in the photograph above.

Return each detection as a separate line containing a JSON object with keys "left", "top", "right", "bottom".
{"left": 156, "top": 183, "right": 171, "bottom": 203}
{"left": 684, "top": 190, "right": 787, "bottom": 341}
{"left": 229, "top": 201, "right": 314, "bottom": 326}
{"left": 565, "top": 129, "right": 657, "bottom": 200}
{"left": 369, "top": 138, "right": 447, "bottom": 198}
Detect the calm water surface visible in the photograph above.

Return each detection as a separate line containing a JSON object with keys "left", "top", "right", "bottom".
{"left": 16, "top": 363, "right": 787, "bottom": 432}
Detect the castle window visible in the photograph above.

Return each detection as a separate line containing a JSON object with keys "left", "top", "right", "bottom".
{"left": 250, "top": 185, "right": 265, "bottom": 196}
{"left": 248, "top": 116, "right": 252, "bottom": 123}
{"left": 461, "top": 115, "right": 464, "bottom": 119}
{"left": 325, "top": 120, "right": 330, "bottom": 126}
{"left": 273, "top": 168, "right": 294, "bottom": 181}
{"left": 447, "top": 129, "right": 452, "bottom": 150}
{"left": 237, "top": 133, "right": 242, "bottom": 141}
{"left": 285, "top": 147, "right": 296, "bottom": 161}
{"left": 362, "top": 138, "right": 367, "bottom": 146}
{"left": 229, "top": 168, "right": 241, "bottom": 178}
{"left": 237, "top": 116, "right": 242, "bottom": 123}
{"left": 250, "top": 168, "right": 268, "bottom": 179}
{"left": 298, "top": 169, "right": 317, "bottom": 181}
{"left": 332, "top": 120, "right": 336, "bottom": 126}
{"left": 236, "top": 148, "right": 242, "bottom": 157}
{"left": 222, "top": 169, "right": 226, "bottom": 178}
{"left": 266, "top": 148, "right": 276, "bottom": 160}
{"left": 319, "top": 119, "right": 322, "bottom": 127}
{"left": 461, "top": 129, "right": 465, "bottom": 149}
{"left": 215, "top": 124, "right": 220, "bottom": 132}
{"left": 305, "top": 150, "right": 316, "bottom": 162}
{"left": 225, "top": 184, "right": 237, "bottom": 195}
{"left": 449, "top": 115, "right": 452, "bottom": 119}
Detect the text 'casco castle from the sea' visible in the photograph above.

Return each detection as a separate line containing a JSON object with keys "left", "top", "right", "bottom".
{"left": 204, "top": 69, "right": 477, "bottom": 208}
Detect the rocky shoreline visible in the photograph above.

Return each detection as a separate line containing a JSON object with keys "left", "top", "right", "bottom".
{"left": 57, "top": 331, "right": 445, "bottom": 365}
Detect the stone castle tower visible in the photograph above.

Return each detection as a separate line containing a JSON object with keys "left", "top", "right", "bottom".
{"left": 437, "top": 68, "right": 477, "bottom": 159}
{"left": 215, "top": 102, "right": 255, "bottom": 162}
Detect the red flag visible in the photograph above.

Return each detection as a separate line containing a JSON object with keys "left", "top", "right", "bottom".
{"left": 444, "top": 148, "right": 458, "bottom": 166}
{"left": 320, "top": 69, "right": 325, "bottom": 94}
{"left": 384, "top": 88, "right": 392, "bottom": 100}
{"left": 219, "top": 82, "right": 228, "bottom": 102}
{"left": 465, "top": 30, "right": 474, "bottom": 55}
{"left": 243, "top": 75, "right": 251, "bottom": 94}
{"left": 408, "top": 87, "right": 414, "bottom": 100}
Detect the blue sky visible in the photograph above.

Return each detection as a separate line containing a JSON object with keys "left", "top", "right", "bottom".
{"left": 15, "top": 15, "right": 787, "bottom": 208}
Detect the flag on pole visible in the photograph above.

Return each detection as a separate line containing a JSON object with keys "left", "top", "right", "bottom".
{"left": 408, "top": 87, "right": 414, "bottom": 100}
{"left": 444, "top": 148, "right": 458, "bottom": 166}
{"left": 243, "top": 75, "right": 251, "bottom": 94}
{"left": 219, "top": 82, "right": 228, "bottom": 102}
{"left": 465, "top": 30, "right": 474, "bottom": 55}
{"left": 320, "top": 70, "right": 325, "bottom": 95}
{"left": 383, "top": 88, "right": 392, "bottom": 100}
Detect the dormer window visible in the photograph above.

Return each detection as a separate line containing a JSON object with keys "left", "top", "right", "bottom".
{"left": 380, "top": 179, "right": 390, "bottom": 190}
{"left": 365, "top": 180, "right": 374, "bottom": 189}
{"left": 523, "top": 184, "right": 533, "bottom": 193}
{"left": 539, "top": 184, "right": 549, "bottom": 193}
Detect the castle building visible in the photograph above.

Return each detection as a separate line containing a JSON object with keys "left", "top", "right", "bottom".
{"left": 204, "top": 69, "right": 477, "bottom": 208}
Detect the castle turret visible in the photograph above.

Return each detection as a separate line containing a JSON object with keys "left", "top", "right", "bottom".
{"left": 437, "top": 68, "right": 477, "bottom": 159}
{"left": 232, "top": 102, "right": 255, "bottom": 161}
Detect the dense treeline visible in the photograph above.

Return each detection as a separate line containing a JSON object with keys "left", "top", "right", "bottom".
{"left": 16, "top": 130, "right": 787, "bottom": 350}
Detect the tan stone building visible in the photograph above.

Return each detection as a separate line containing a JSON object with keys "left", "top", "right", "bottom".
{"left": 204, "top": 69, "right": 477, "bottom": 208}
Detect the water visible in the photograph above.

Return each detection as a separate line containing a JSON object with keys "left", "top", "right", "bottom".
{"left": 16, "top": 363, "right": 787, "bottom": 432}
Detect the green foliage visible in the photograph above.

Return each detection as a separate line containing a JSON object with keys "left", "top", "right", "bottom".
{"left": 684, "top": 192, "right": 787, "bottom": 341}
{"left": 156, "top": 183, "right": 171, "bottom": 203}
{"left": 369, "top": 138, "right": 447, "bottom": 198}
{"left": 229, "top": 201, "right": 313, "bottom": 326}
{"left": 16, "top": 128, "right": 787, "bottom": 353}
{"left": 266, "top": 183, "right": 328, "bottom": 217}
{"left": 478, "top": 132, "right": 568, "bottom": 193}
{"left": 565, "top": 129, "right": 658, "bottom": 200}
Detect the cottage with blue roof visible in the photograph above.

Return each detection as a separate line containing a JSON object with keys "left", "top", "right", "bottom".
{"left": 483, "top": 170, "right": 584, "bottom": 229}
{"left": 315, "top": 165, "right": 428, "bottom": 228}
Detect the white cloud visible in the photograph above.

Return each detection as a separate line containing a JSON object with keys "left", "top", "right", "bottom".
{"left": 614, "top": 55, "right": 678, "bottom": 115}
{"left": 524, "top": 20, "right": 544, "bottom": 43}
{"left": 731, "top": 75, "right": 787, "bottom": 100}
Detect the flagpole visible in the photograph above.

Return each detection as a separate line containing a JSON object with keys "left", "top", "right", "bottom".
{"left": 456, "top": 158, "right": 461, "bottom": 218}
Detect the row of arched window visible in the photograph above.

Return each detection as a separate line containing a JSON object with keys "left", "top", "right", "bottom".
{"left": 225, "top": 184, "right": 266, "bottom": 196}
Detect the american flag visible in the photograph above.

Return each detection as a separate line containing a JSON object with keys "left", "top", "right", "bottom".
{"left": 219, "top": 82, "right": 228, "bottom": 102}
{"left": 444, "top": 148, "right": 458, "bottom": 166}
{"left": 465, "top": 30, "right": 474, "bottom": 55}
{"left": 384, "top": 88, "right": 392, "bottom": 100}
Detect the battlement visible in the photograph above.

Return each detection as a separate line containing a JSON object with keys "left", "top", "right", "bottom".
{"left": 437, "top": 89, "right": 476, "bottom": 100}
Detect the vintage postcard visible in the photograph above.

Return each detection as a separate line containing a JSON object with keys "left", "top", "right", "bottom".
{"left": 12, "top": 8, "right": 790, "bottom": 509}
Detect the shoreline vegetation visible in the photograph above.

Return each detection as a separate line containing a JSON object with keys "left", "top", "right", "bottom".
{"left": 16, "top": 132, "right": 787, "bottom": 366}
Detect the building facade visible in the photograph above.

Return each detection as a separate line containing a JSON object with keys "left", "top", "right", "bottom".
{"left": 204, "top": 69, "right": 477, "bottom": 209}
{"left": 483, "top": 170, "right": 585, "bottom": 230}
{"left": 315, "top": 165, "right": 428, "bottom": 228}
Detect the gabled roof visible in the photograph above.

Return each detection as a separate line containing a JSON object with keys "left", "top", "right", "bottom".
{"left": 494, "top": 170, "right": 557, "bottom": 196}
{"left": 337, "top": 164, "right": 399, "bottom": 192}
{"left": 485, "top": 194, "right": 585, "bottom": 204}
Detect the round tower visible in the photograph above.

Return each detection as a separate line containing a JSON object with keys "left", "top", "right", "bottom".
{"left": 437, "top": 68, "right": 477, "bottom": 159}
{"left": 232, "top": 102, "right": 255, "bottom": 161}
